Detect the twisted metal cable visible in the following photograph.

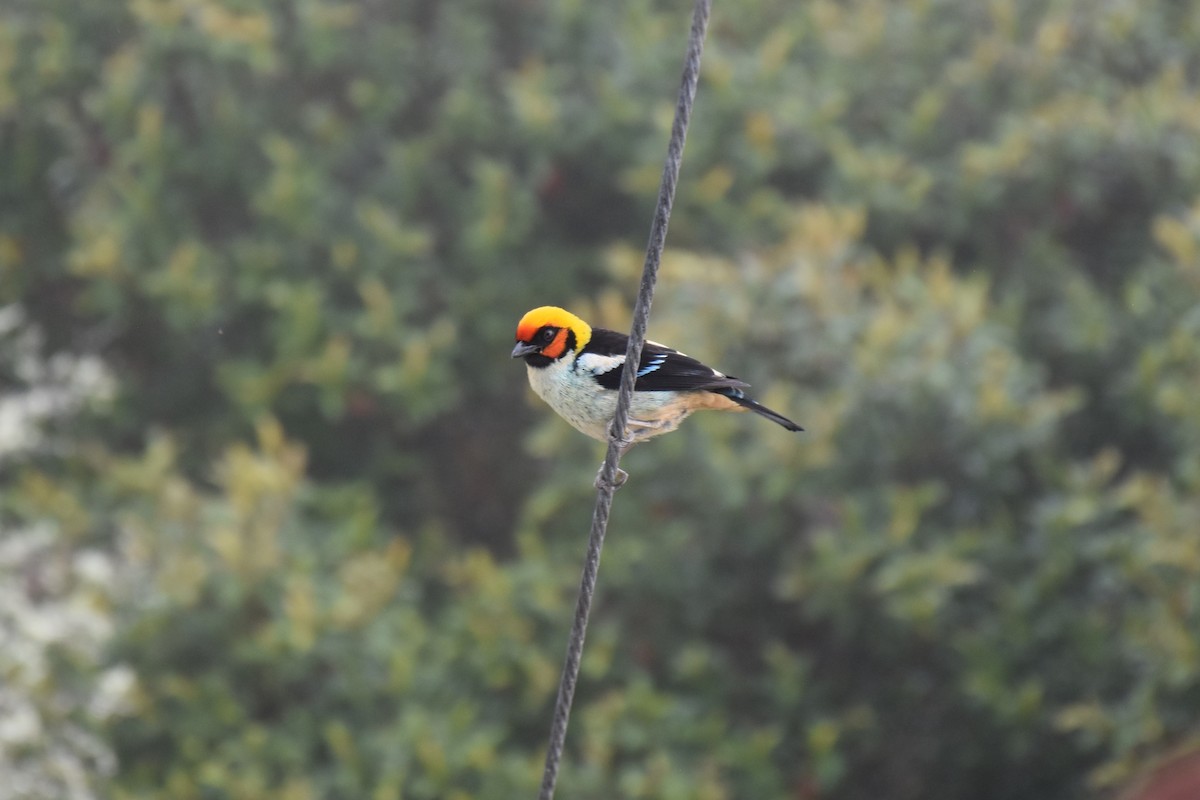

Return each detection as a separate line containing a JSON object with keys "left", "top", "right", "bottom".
{"left": 536, "top": 1, "right": 713, "bottom": 797}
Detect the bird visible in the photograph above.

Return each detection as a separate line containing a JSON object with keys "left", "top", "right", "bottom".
{"left": 511, "top": 305, "right": 802, "bottom": 488}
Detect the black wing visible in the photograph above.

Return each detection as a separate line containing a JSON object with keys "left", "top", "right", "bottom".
{"left": 584, "top": 328, "right": 748, "bottom": 392}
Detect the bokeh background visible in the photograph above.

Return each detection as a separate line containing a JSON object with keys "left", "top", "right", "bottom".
{"left": 4, "top": 0, "right": 1200, "bottom": 798}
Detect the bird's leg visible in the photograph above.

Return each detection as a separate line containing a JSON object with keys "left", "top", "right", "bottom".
{"left": 594, "top": 426, "right": 635, "bottom": 491}
{"left": 594, "top": 463, "right": 628, "bottom": 491}
{"left": 613, "top": 467, "right": 629, "bottom": 488}
{"left": 593, "top": 450, "right": 630, "bottom": 491}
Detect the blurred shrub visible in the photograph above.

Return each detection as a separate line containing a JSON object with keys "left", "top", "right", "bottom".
{"left": 0, "top": 311, "right": 125, "bottom": 800}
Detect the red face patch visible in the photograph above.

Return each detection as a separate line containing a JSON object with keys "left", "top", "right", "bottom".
{"left": 540, "top": 327, "right": 570, "bottom": 359}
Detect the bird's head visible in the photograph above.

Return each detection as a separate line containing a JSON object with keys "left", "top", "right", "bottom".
{"left": 511, "top": 306, "right": 592, "bottom": 366}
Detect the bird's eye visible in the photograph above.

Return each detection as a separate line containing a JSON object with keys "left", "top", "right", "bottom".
{"left": 539, "top": 327, "right": 557, "bottom": 342}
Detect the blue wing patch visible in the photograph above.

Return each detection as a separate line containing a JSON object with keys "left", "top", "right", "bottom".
{"left": 587, "top": 332, "right": 749, "bottom": 392}
{"left": 637, "top": 353, "right": 669, "bottom": 377}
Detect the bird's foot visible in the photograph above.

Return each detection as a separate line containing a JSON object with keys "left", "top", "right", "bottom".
{"left": 594, "top": 464, "right": 629, "bottom": 491}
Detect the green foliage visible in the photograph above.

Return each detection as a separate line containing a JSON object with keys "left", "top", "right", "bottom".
{"left": 97, "top": 424, "right": 552, "bottom": 799}
{"left": 4, "top": 0, "right": 1200, "bottom": 798}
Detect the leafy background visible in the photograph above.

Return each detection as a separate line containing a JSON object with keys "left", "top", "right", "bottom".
{"left": 3, "top": 0, "right": 1200, "bottom": 798}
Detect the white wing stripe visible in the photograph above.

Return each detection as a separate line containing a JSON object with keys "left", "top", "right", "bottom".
{"left": 575, "top": 352, "right": 625, "bottom": 377}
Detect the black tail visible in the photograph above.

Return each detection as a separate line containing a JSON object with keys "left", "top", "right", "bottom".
{"left": 722, "top": 390, "right": 804, "bottom": 432}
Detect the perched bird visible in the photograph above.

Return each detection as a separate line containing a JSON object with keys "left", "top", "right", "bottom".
{"left": 511, "top": 305, "right": 802, "bottom": 487}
